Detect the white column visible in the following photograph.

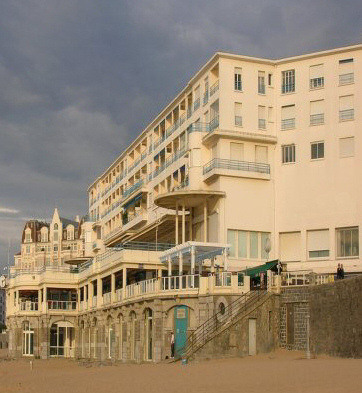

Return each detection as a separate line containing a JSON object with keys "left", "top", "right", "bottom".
{"left": 111, "top": 273, "right": 115, "bottom": 303}
{"left": 189, "top": 208, "right": 193, "bottom": 241}
{"left": 203, "top": 200, "right": 207, "bottom": 242}
{"left": 175, "top": 202, "right": 179, "bottom": 245}
{"left": 179, "top": 252, "right": 183, "bottom": 289}
{"left": 182, "top": 203, "right": 186, "bottom": 244}
{"left": 223, "top": 249, "right": 228, "bottom": 271}
{"left": 122, "top": 268, "right": 127, "bottom": 299}
{"left": 168, "top": 256, "right": 172, "bottom": 276}
{"left": 191, "top": 246, "right": 195, "bottom": 275}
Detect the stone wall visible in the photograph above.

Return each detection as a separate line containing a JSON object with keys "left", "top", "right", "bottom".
{"left": 309, "top": 276, "right": 362, "bottom": 358}
{"left": 195, "top": 293, "right": 280, "bottom": 359}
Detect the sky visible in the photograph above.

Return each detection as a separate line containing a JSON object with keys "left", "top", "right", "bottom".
{"left": 0, "top": 0, "right": 361, "bottom": 269}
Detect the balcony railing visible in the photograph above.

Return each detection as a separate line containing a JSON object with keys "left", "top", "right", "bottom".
{"left": 209, "top": 116, "right": 219, "bottom": 132}
{"left": 215, "top": 272, "right": 232, "bottom": 287}
{"left": 116, "top": 288, "right": 123, "bottom": 302}
{"left": 20, "top": 301, "right": 38, "bottom": 311}
{"left": 47, "top": 301, "right": 77, "bottom": 311}
{"left": 152, "top": 146, "right": 187, "bottom": 180}
{"left": 310, "top": 113, "right": 324, "bottom": 126}
{"left": 193, "top": 98, "right": 200, "bottom": 112}
{"left": 210, "top": 80, "right": 219, "bottom": 96}
{"left": 203, "top": 91, "right": 209, "bottom": 105}
{"left": 339, "top": 109, "right": 354, "bottom": 121}
{"left": 310, "top": 77, "right": 324, "bottom": 89}
{"left": 203, "top": 158, "right": 270, "bottom": 175}
{"left": 281, "top": 118, "right": 295, "bottom": 130}
{"left": 173, "top": 177, "right": 189, "bottom": 191}
{"left": 123, "top": 178, "right": 144, "bottom": 199}
{"left": 339, "top": 73, "right": 354, "bottom": 85}
{"left": 187, "top": 122, "right": 210, "bottom": 133}
{"left": 161, "top": 275, "right": 200, "bottom": 290}
{"left": 234, "top": 115, "right": 242, "bottom": 127}
{"left": 258, "top": 118, "right": 266, "bottom": 130}
{"left": 92, "top": 296, "right": 97, "bottom": 307}
{"left": 103, "top": 292, "right": 111, "bottom": 305}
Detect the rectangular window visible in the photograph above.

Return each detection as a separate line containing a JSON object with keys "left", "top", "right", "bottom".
{"left": 258, "top": 106, "right": 266, "bottom": 129}
{"left": 227, "top": 229, "right": 237, "bottom": 257}
{"left": 310, "top": 100, "right": 324, "bottom": 125}
{"left": 339, "top": 137, "right": 354, "bottom": 158}
{"left": 238, "top": 231, "right": 248, "bottom": 258}
{"left": 230, "top": 142, "right": 244, "bottom": 161}
{"left": 282, "top": 144, "right": 296, "bottom": 164}
{"left": 281, "top": 105, "right": 295, "bottom": 130}
{"left": 311, "top": 142, "right": 324, "bottom": 160}
{"left": 282, "top": 69, "right": 295, "bottom": 93}
{"left": 250, "top": 232, "right": 259, "bottom": 259}
{"left": 268, "top": 73, "right": 273, "bottom": 86}
{"left": 258, "top": 71, "right": 265, "bottom": 94}
{"left": 309, "top": 64, "right": 324, "bottom": 89}
{"left": 255, "top": 145, "right": 268, "bottom": 163}
{"left": 234, "top": 68, "right": 242, "bottom": 91}
{"left": 307, "top": 230, "right": 329, "bottom": 258}
{"left": 234, "top": 102, "right": 242, "bottom": 126}
{"left": 339, "top": 58, "right": 354, "bottom": 85}
{"left": 337, "top": 227, "right": 359, "bottom": 258}
{"left": 339, "top": 95, "right": 354, "bottom": 121}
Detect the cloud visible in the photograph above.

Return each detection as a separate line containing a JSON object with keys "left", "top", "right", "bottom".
{"left": 0, "top": 0, "right": 361, "bottom": 268}
{"left": 0, "top": 207, "right": 19, "bottom": 214}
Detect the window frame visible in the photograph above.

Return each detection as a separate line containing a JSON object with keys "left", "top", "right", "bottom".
{"left": 311, "top": 141, "right": 325, "bottom": 160}
{"left": 281, "top": 69, "right": 295, "bottom": 94}
{"left": 336, "top": 227, "right": 359, "bottom": 259}
{"left": 282, "top": 144, "right": 296, "bottom": 164}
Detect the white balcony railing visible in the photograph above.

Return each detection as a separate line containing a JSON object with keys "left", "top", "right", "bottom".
{"left": 47, "top": 301, "right": 77, "bottom": 311}
{"left": 103, "top": 292, "right": 111, "bottom": 305}
{"left": 20, "top": 301, "right": 38, "bottom": 311}
{"left": 161, "top": 275, "right": 200, "bottom": 290}
{"left": 116, "top": 288, "right": 123, "bottom": 302}
{"left": 92, "top": 296, "right": 97, "bottom": 308}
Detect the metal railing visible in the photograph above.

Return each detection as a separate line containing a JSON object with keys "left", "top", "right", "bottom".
{"left": 161, "top": 275, "right": 200, "bottom": 290}
{"left": 203, "top": 91, "right": 209, "bottom": 105}
{"left": 310, "top": 113, "right": 324, "bottom": 126}
{"left": 281, "top": 118, "right": 295, "bottom": 130}
{"left": 173, "top": 177, "right": 189, "bottom": 191}
{"left": 20, "top": 301, "right": 38, "bottom": 311}
{"left": 113, "top": 241, "right": 175, "bottom": 252}
{"left": 310, "top": 77, "right": 324, "bottom": 89}
{"left": 181, "top": 289, "right": 268, "bottom": 360}
{"left": 339, "top": 73, "right": 354, "bottom": 85}
{"left": 339, "top": 109, "right": 354, "bottom": 121}
{"left": 210, "top": 80, "right": 219, "bottom": 96}
{"left": 203, "top": 158, "right": 270, "bottom": 175}
{"left": 209, "top": 116, "right": 219, "bottom": 132}
{"left": 10, "top": 265, "right": 79, "bottom": 278}
{"left": 193, "top": 98, "right": 200, "bottom": 111}
{"left": 258, "top": 118, "right": 266, "bottom": 130}
{"left": 47, "top": 301, "right": 77, "bottom": 311}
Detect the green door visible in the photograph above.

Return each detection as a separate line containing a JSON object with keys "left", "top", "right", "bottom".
{"left": 174, "top": 306, "right": 188, "bottom": 357}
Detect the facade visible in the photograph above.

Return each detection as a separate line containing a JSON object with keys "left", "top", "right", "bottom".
{"left": 0, "top": 289, "right": 5, "bottom": 326}
{"left": 5, "top": 43, "right": 362, "bottom": 361}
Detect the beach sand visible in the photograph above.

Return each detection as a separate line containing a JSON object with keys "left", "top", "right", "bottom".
{"left": 1, "top": 349, "right": 361, "bottom": 393}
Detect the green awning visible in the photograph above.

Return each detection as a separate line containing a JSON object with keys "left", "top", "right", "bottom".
{"left": 242, "top": 260, "right": 279, "bottom": 279}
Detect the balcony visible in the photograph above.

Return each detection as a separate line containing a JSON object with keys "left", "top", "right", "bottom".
{"left": 203, "top": 158, "right": 270, "bottom": 182}
{"left": 19, "top": 301, "right": 39, "bottom": 312}
{"left": 193, "top": 98, "right": 200, "bottom": 112}
{"left": 209, "top": 116, "right": 219, "bottom": 132}
{"left": 339, "top": 109, "right": 354, "bottom": 122}
{"left": 310, "top": 113, "right": 324, "bottom": 126}
{"left": 281, "top": 118, "right": 295, "bottom": 130}
{"left": 47, "top": 301, "right": 77, "bottom": 311}
{"left": 121, "top": 210, "right": 148, "bottom": 232}
{"left": 339, "top": 73, "right": 354, "bottom": 85}
{"left": 103, "top": 292, "right": 111, "bottom": 305}
{"left": 203, "top": 91, "right": 209, "bottom": 105}
{"left": 210, "top": 80, "right": 219, "bottom": 96}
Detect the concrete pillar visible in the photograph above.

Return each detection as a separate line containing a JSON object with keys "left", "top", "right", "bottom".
{"left": 168, "top": 256, "right": 172, "bottom": 276}
{"left": 97, "top": 278, "right": 102, "bottom": 305}
{"left": 191, "top": 246, "right": 195, "bottom": 275}
{"left": 179, "top": 252, "right": 183, "bottom": 289}
{"left": 175, "top": 202, "right": 179, "bottom": 245}
{"left": 189, "top": 208, "right": 193, "bottom": 241}
{"left": 203, "top": 200, "right": 207, "bottom": 242}
{"left": 88, "top": 282, "right": 93, "bottom": 309}
{"left": 182, "top": 203, "right": 186, "bottom": 243}
{"left": 122, "top": 268, "right": 127, "bottom": 299}
{"left": 223, "top": 249, "right": 228, "bottom": 271}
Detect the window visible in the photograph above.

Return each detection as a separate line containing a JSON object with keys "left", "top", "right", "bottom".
{"left": 258, "top": 71, "right": 265, "bottom": 94}
{"left": 339, "top": 58, "right": 354, "bottom": 85}
{"left": 309, "top": 64, "right": 324, "bottom": 89}
{"left": 311, "top": 142, "right": 324, "bottom": 160}
{"left": 282, "top": 144, "right": 295, "bottom": 164}
{"left": 234, "top": 102, "right": 242, "bottom": 126}
{"left": 230, "top": 142, "right": 244, "bottom": 161}
{"left": 339, "top": 137, "right": 354, "bottom": 158}
{"left": 339, "top": 95, "right": 354, "bottom": 121}
{"left": 234, "top": 68, "right": 242, "bottom": 91}
{"left": 281, "top": 105, "right": 295, "bottom": 130}
{"left": 258, "top": 106, "right": 266, "bottom": 129}
{"left": 337, "top": 227, "right": 359, "bottom": 258}
{"left": 268, "top": 73, "right": 273, "bottom": 87}
{"left": 281, "top": 70, "right": 295, "bottom": 93}
{"left": 25, "top": 233, "right": 31, "bottom": 243}
{"left": 310, "top": 100, "right": 324, "bottom": 125}
{"left": 307, "top": 230, "right": 329, "bottom": 258}
{"left": 227, "top": 230, "right": 270, "bottom": 259}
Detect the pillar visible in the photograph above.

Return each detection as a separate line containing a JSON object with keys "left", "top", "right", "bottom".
{"left": 111, "top": 273, "right": 115, "bottom": 303}
{"left": 189, "top": 208, "right": 193, "bottom": 241}
{"left": 191, "top": 246, "right": 195, "bottom": 275}
{"left": 122, "top": 268, "right": 127, "bottom": 299}
{"left": 203, "top": 200, "right": 207, "bottom": 242}
{"left": 168, "top": 256, "right": 172, "bottom": 276}
{"left": 182, "top": 203, "right": 186, "bottom": 243}
{"left": 179, "top": 252, "right": 183, "bottom": 289}
{"left": 175, "top": 202, "right": 179, "bottom": 245}
{"left": 97, "top": 278, "right": 102, "bottom": 305}
{"left": 223, "top": 249, "right": 228, "bottom": 271}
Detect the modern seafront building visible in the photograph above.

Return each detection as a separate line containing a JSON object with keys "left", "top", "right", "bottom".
{"left": 6, "top": 43, "right": 362, "bottom": 361}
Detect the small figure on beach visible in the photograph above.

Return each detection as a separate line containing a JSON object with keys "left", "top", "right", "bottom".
{"left": 170, "top": 332, "right": 175, "bottom": 358}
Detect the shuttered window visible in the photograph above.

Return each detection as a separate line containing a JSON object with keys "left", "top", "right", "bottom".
{"left": 307, "top": 230, "right": 329, "bottom": 258}
{"left": 280, "top": 232, "right": 301, "bottom": 262}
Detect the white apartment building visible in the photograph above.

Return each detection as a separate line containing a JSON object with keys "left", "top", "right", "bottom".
{"left": 6, "top": 43, "right": 362, "bottom": 361}
{"left": 88, "top": 43, "right": 362, "bottom": 274}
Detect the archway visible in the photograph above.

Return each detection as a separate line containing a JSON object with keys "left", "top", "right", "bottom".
{"left": 22, "top": 321, "right": 34, "bottom": 356}
{"left": 50, "top": 321, "right": 75, "bottom": 357}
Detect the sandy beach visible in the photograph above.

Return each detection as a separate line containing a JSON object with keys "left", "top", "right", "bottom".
{"left": 1, "top": 349, "right": 361, "bottom": 393}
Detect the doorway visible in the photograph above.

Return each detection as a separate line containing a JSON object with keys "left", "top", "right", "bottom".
{"left": 174, "top": 306, "right": 188, "bottom": 358}
{"left": 22, "top": 321, "right": 34, "bottom": 356}
{"left": 50, "top": 321, "right": 75, "bottom": 357}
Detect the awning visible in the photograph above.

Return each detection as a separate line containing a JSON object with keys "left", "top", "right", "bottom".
{"left": 123, "top": 193, "right": 142, "bottom": 210}
{"left": 242, "top": 260, "right": 279, "bottom": 278}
